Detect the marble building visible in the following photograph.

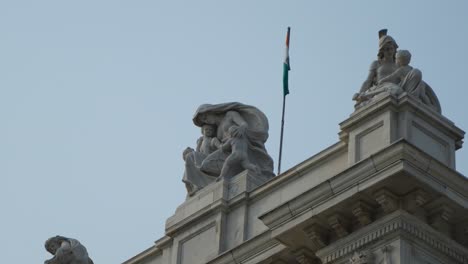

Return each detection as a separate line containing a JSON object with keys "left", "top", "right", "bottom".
{"left": 123, "top": 31, "right": 468, "bottom": 264}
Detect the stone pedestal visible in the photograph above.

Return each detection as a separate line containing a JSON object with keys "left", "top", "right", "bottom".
{"left": 159, "top": 170, "right": 271, "bottom": 264}
{"left": 257, "top": 93, "right": 467, "bottom": 264}
{"left": 340, "top": 93, "right": 464, "bottom": 169}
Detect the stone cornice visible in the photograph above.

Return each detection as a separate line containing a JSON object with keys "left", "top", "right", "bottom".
{"left": 250, "top": 141, "right": 347, "bottom": 202}
{"left": 257, "top": 143, "right": 468, "bottom": 263}
{"left": 122, "top": 245, "right": 161, "bottom": 264}
{"left": 165, "top": 198, "right": 228, "bottom": 236}
{"left": 206, "top": 231, "right": 287, "bottom": 264}
{"left": 259, "top": 140, "right": 468, "bottom": 234}
{"left": 259, "top": 141, "right": 406, "bottom": 231}
{"left": 316, "top": 211, "right": 468, "bottom": 264}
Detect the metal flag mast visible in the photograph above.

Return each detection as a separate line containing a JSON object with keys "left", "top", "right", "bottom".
{"left": 277, "top": 27, "right": 290, "bottom": 175}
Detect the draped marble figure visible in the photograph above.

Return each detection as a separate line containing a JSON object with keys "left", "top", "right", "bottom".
{"left": 182, "top": 102, "right": 274, "bottom": 197}
{"left": 44, "top": 236, "right": 93, "bottom": 264}
{"left": 353, "top": 29, "right": 441, "bottom": 113}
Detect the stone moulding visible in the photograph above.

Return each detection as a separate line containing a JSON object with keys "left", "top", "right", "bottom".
{"left": 122, "top": 235, "right": 173, "bottom": 264}
{"left": 316, "top": 211, "right": 468, "bottom": 264}
{"left": 260, "top": 140, "right": 468, "bottom": 233}
{"left": 259, "top": 141, "right": 408, "bottom": 230}
{"left": 122, "top": 245, "right": 162, "bottom": 264}
{"left": 250, "top": 142, "right": 348, "bottom": 202}
{"left": 206, "top": 231, "right": 286, "bottom": 264}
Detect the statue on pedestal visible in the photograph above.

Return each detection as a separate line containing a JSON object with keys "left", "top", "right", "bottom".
{"left": 182, "top": 102, "right": 274, "bottom": 197}
{"left": 353, "top": 29, "right": 441, "bottom": 113}
{"left": 44, "top": 236, "right": 93, "bottom": 264}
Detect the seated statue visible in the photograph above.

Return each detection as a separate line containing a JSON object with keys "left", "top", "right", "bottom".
{"left": 354, "top": 50, "right": 414, "bottom": 102}
{"left": 182, "top": 102, "right": 274, "bottom": 197}
{"left": 44, "top": 236, "right": 93, "bottom": 264}
{"left": 353, "top": 29, "right": 441, "bottom": 113}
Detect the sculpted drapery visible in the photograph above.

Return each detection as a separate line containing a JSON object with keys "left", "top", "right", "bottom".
{"left": 354, "top": 30, "right": 441, "bottom": 113}
{"left": 182, "top": 102, "right": 274, "bottom": 197}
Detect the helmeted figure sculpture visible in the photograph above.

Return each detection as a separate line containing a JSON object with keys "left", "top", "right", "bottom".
{"left": 353, "top": 29, "right": 441, "bottom": 113}
{"left": 44, "top": 236, "right": 94, "bottom": 264}
{"left": 182, "top": 102, "right": 274, "bottom": 197}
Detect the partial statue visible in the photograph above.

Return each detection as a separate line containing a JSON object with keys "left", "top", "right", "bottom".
{"left": 182, "top": 102, "right": 274, "bottom": 197}
{"left": 353, "top": 29, "right": 441, "bottom": 113}
{"left": 44, "top": 236, "right": 93, "bottom": 264}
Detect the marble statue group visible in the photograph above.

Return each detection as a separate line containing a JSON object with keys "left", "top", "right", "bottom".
{"left": 353, "top": 29, "right": 441, "bottom": 113}
{"left": 182, "top": 102, "right": 275, "bottom": 197}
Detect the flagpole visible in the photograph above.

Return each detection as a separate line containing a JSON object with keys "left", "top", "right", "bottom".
{"left": 278, "top": 93, "right": 286, "bottom": 175}
{"left": 278, "top": 27, "right": 290, "bottom": 176}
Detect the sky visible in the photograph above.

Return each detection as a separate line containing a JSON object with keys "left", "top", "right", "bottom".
{"left": 1, "top": 1, "right": 468, "bottom": 263}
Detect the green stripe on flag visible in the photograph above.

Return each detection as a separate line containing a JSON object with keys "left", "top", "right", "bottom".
{"left": 283, "top": 62, "right": 290, "bottom": 96}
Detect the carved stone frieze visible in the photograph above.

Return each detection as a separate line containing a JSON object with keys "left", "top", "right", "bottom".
{"left": 316, "top": 212, "right": 468, "bottom": 264}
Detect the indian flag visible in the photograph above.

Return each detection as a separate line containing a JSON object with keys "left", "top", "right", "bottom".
{"left": 283, "top": 27, "right": 291, "bottom": 96}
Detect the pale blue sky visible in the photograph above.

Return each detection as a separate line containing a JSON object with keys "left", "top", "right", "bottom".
{"left": 2, "top": 1, "right": 467, "bottom": 263}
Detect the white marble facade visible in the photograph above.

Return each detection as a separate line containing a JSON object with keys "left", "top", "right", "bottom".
{"left": 124, "top": 30, "right": 467, "bottom": 264}
{"left": 124, "top": 91, "right": 467, "bottom": 264}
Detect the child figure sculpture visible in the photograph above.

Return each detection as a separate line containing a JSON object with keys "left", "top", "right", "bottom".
{"left": 353, "top": 50, "right": 416, "bottom": 102}
{"left": 218, "top": 125, "right": 260, "bottom": 180}
{"left": 378, "top": 50, "right": 413, "bottom": 84}
{"left": 196, "top": 124, "right": 221, "bottom": 155}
